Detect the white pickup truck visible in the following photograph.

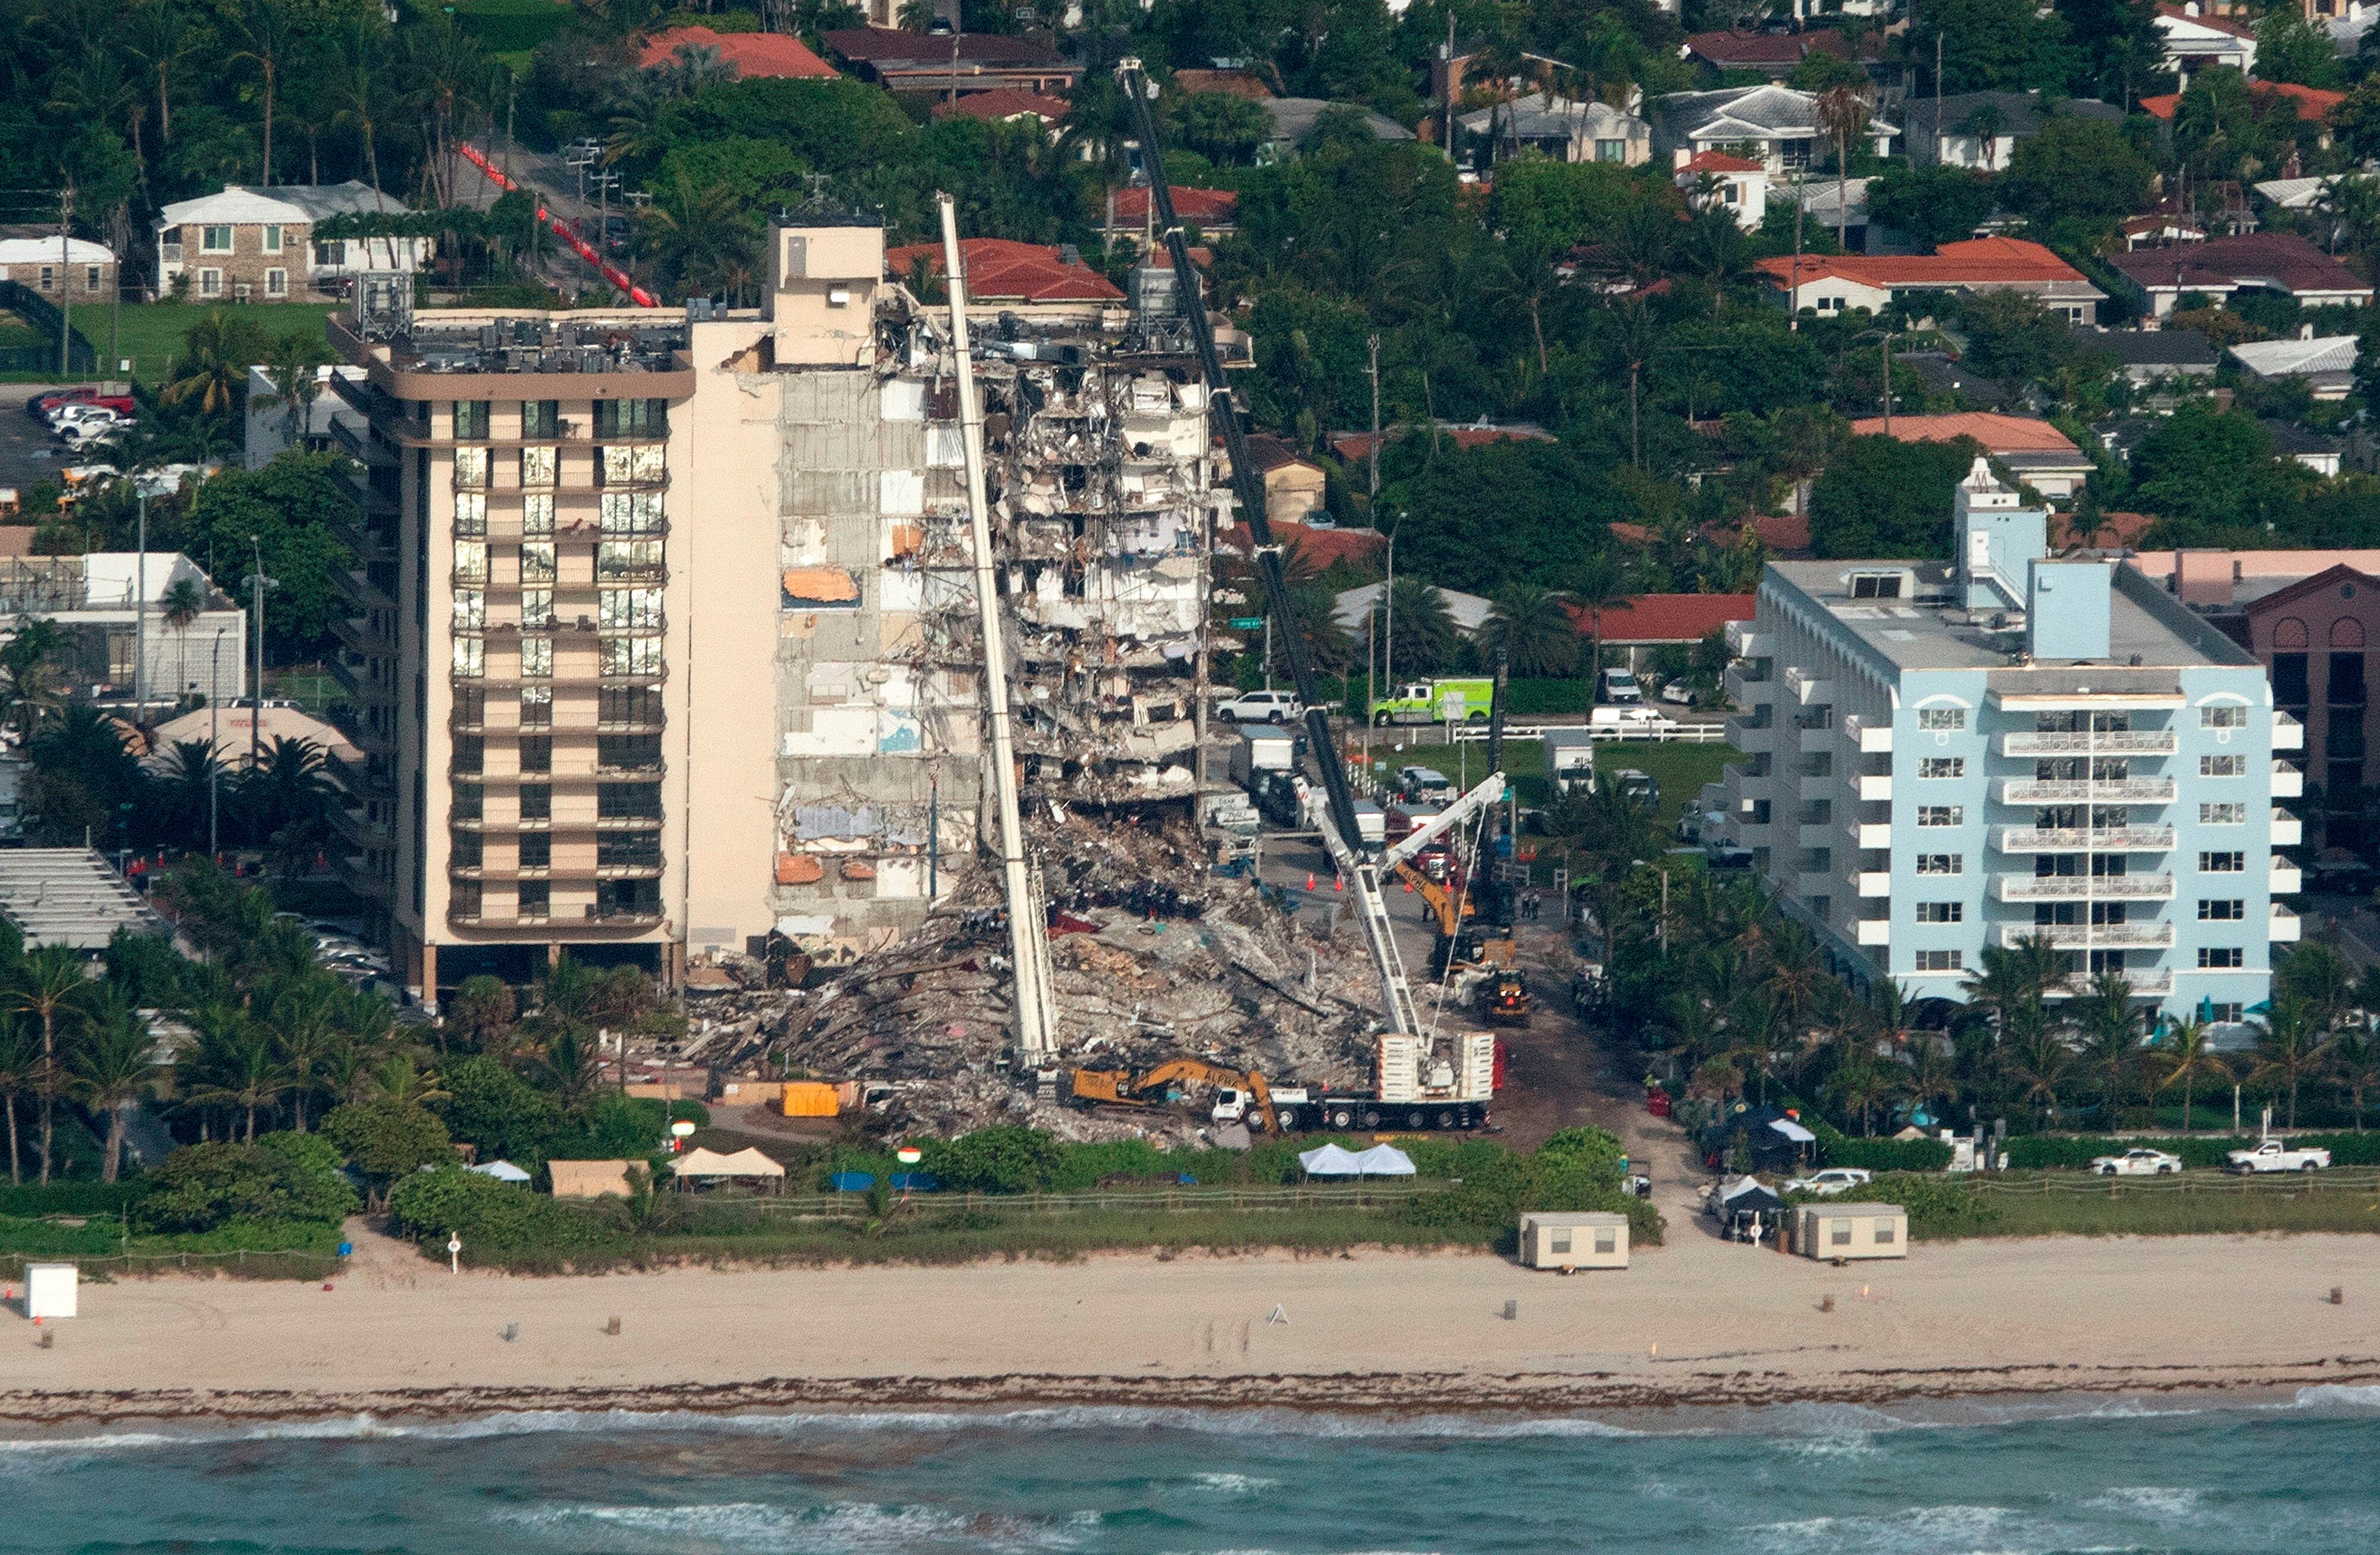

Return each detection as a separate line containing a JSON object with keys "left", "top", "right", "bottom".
{"left": 2225, "top": 1139, "right": 2332, "bottom": 1174}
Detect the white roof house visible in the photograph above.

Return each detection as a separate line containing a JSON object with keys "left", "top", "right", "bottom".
{"left": 1651, "top": 84, "right": 1896, "bottom": 174}
{"left": 1458, "top": 93, "right": 1651, "bottom": 166}
{"left": 2154, "top": 5, "right": 2257, "bottom": 76}
{"left": 154, "top": 182, "right": 421, "bottom": 298}
{"left": 2228, "top": 333, "right": 2360, "bottom": 399}
{"left": 0, "top": 237, "right": 114, "bottom": 268}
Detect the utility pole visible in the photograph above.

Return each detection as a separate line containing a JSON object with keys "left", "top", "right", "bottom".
{"left": 937, "top": 191, "right": 1056, "bottom": 1065}
{"left": 1934, "top": 35, "right": 1944, "bottom": 170}
{"left": 1383, "top": 525, "right": 1395, "bottom": 697}
{"left": 57, "top": 180, "right": 74, "bottom": 378}
{"left": 1366, "top": 333, "right": 1381, "bottom": 503}
{"left": 208, "top": 628, "right": 225, "bottom": 856}
{"left": 244, "top": 536, "right": 277, "bottom": 770}
{"left": 1443, "top": 12, "right": 1458, "bottom": 155}
{"left": 1789, "top": 168, "right": 1803, "bottom": 332}
{"left": 134, "top": 488, "right": 149, "bottom": 719}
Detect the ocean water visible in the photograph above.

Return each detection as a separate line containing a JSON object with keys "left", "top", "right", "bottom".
{"left": 4, "top": 1389, "right": 2380, "bottom": 1554}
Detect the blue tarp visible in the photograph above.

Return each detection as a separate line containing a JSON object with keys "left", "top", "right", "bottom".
{"left": 890, "top": 1172, "right": 939, "bottom": 1192}
{"left": 828, "top": 1171, "right": 875, "bottom": 1192}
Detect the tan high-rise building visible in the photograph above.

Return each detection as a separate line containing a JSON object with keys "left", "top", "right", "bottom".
{"left": 328, "top": 218, "right": 1225, "bottom": 1004}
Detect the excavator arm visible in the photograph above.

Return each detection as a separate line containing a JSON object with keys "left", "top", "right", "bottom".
{"left": 1392, "top": 859, "right": 1473, "bottom": 935}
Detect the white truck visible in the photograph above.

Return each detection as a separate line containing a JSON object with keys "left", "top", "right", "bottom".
{"left": 2090, "top": 1147, "right": 2182, "bottom": 1177}
{"left": 2225, "top": 1138, "right": 2331, "bottom": 1173}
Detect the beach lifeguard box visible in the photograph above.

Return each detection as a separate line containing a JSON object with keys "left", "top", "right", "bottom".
{"left": 26, "top": 1263, "right": 77, "bottom": 1318}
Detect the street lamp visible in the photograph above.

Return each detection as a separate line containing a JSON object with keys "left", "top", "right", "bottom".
{"left": 242, "top": 535, "right": 277, "bottom": 770}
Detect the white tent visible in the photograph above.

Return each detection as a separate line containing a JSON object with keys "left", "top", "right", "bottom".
{"left": 1768, "top": 1117, "right": 1817, "bottom": 1145}
{"left": 469, "top": 1159, "right": 531, "bottom": 1183}
{"left": 1298, "top": 1143, "right": 1367, "bottom": 1177}
{"left": 1352, "top": 1144, "right": 1417, "bottom": 1177}
{"left": 672, "top": 1146, "right": 787, "bottom": 1179}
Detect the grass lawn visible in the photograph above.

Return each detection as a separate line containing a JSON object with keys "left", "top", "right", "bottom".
{"left": 447, "top": 0, "right": 574, "bottom": 64}
{"left": 1872, "top": 1169, "right": 2380, "bottom": 1241}
{"left": 106, "top": 301, "right": 342, "bottom": 386}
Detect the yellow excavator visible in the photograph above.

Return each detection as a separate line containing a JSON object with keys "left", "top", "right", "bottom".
{"left": 1395, "top": 859, "right": 1477, "bottom": 936}
{"left": 1066, "top": 1058, "right": 1282, "bottom": 1133}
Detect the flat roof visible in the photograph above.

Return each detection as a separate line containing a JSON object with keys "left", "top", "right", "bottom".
{"left": 0, "top": 849, "right": 170, "bottom": 950}
{"left": 1766, "top": 558, "right": 2258, "bottom": 680}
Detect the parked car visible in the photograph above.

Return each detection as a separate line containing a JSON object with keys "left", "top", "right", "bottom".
{"left": 31, "top": 388, "right": 133, "bottom": 421}
{"left": 1659, "top": 680, "right": 1694, "bottom": 705}
{"left": 2225, "top": 1139, "right": 2331, "bottom": 1173}
{"left": 1612, "top": 768, "right": 1659, "bottom": 807}
{"left": 1217, "top": 688, "right": 1302, "bottom": 723}
{"left": 1784, "top": 1167, "right": 1872, "bottom": 1197}
{"left": 48, "top": 401, "right": 131, "bottom": 430}
{"left": 2090, "top": 1148, "right": 2182, "bottom": 1176}
{"left": 1397, "top": 765, "right": 1455, "bottom": 804}
{"left": 58, "top": 421, "right": 127, "bottom": 450}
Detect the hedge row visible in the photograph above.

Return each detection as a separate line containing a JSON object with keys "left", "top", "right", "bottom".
{"left": 1811, "top": 1120, "right": 1955, "bottom": 1173}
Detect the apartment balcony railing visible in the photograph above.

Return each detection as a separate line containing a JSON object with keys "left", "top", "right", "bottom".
{"left": 1842, "top": 713, "right": 1892, "bottom": 754}
{"left": 2272, "top": 711, "right": 2304, "bottom": 751}
{"left": 1997, "top": 778, "right": 2177, "bottom": 805}
{"left": 1998, "top": 730, "right": 2177, "bottom": 757}
{"left": 1723, "top": 663, "right": 1768, "bottom": 706}
{"left": 2271, "top": 760, "right": 2303, "bottom": 798}
{"left": 1783, "top": 664, "right": 1834, "bottom": 705}
{"left": 2272, "top": 808, "right": 2301, "bottom": 847}
{"left": 1855, "top": 918, "right": 1890, "bottom": 945}
{"left": 2273, "top": 861, "right": 2302, "bottom": 894}
{"left": 1991, "top": 873, "right": 2175, "bottom": 902}
{"left": 1993, "top": 825, "right": 2175, "bottom": 853}
{"left": 2271, "top": 905, "right": 2301, "bottom": 942}
{"left": 1994, "top": 921, "right": 2174, "bottom": 950}
{"left": 2047, "top": 971, "right": 2171, "bottom": 998}
{"left": 1725, "top": 622, "right": 1767, "bottom": 659}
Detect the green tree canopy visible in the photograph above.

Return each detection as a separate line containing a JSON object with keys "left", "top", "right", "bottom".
{"left": 1808, "top": 435, "right": 1984, "bottom": 558}
{"left": 2000, "top": 114, "right": 2156, "bottom": 228}
{"left": 1865, "top": 164, "right": 1997, "bottom": 252}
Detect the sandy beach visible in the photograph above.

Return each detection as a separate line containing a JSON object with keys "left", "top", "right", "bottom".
{"left": 2, "top": 1215, "right": 2375, "bottom": 1427}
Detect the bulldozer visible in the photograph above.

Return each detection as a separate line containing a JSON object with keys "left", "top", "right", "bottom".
{"left": 1064, "top": 1058, "right": 1282, "bottom": 1133}
{"left": 1485, "top": 971, "right": 1531, "bottom": 1025}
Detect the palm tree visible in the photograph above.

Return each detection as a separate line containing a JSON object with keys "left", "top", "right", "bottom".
{"left": 2077, "top": 971, "right": 2140, "bottom": 1121}
{"left": 1963, "top": 940, "right": 2050, "bottom": 1041}
{"left": 333, "top": 20, "right": 394, "bottom": 205}
{"left": 6, "top": 945, "right": 90, "bottom": 1184}
{"left": 1906, "top": 1034, "right": 1960, "bottom": 1128}
{"left": 1761, "top": 920, "right": 1835, "bottom": 1048}
{"left": 2006, "top": 1023, "right": 2075, "bottom": 1127}
{"left": 229, "top": 0, "right": 299, "bottom": 184}
{"left": 2329, "top": 1028, "right": 2380, "bottom": 1133}
{"left": 1567, "top": 552, "right": 1629, "bottom": 684}
{"left": 129, "top": 0, "right": 198, "bottom": 147}
{"left": 264, "top": 331, "right": 331, "bottom": 432}
{"left": 162, "top": 311, "right": 272, "bottom": 415}
{"left": 2248, "top": 996, "right": 2332, "bottom": 1130}
{"left": 1828, "top": 1057, "right": 1900, "bottom": 1136}
{"left": 2156, "top": 1018, "right": 2229, "bottom": 1134}
{"left": 68, "top": 1002, "right": 163, "bottom": 1183}
{"left": 268, "top": 975, "right": 344, "bottom": 1130}
{"left": 537, "top": 1026, "right": 607, "bottom": 1115}
{"left": 1957, "top": 101, "right": 2008, "bottom": 171}
{"left": 159, "top": 577, "right": 203, "bottom": 708}
{"left": 368, "top": 1046, "right": 449, "bottom": 1106}
{"left": 0, "top": 1019, "right": 35, "bottom": 1185}
{"left": 183, "top": 1011, "right": 290, "bottom": 1142}
{"left": 1814, "top": 83, "right": 1874, "bottom": 250}
{"left": 1476, "top": 582, "right": 1578, "bottom": 679}
{"left": 1383, "top": 575, "right": 1460, "bottom": 676}
{"left": 0, "top": 618, "right": 68, "bottom": 744}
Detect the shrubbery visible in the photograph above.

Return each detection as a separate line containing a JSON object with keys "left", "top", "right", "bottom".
{"left": 1812, "top": 1120, "right": 1955, "bottom": 1173}
{"left": 1843, "top": 1174, "right": 2002, "bottom": 1239}
{"left": 386, "top": 1165, "right": 629, "bottom": 1261}
{"left": 2003, "top": 1131, "right": 2380, "bottom": 1170}
{"left": 131, "top": 1133, "right": 358, "bottom": 1234}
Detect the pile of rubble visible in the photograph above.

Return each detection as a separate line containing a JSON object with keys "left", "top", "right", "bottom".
{"left": 731, "top": 812, "right": 1391, "bottom": 1142}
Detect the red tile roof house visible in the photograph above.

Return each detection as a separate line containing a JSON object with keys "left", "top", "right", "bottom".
{"left": 1565, "top": 593, "right": 1756, "bottom": 672}
{"left": 884, "top": 238, "right": 1123, "bottom": 322}
{"left": 1327, "top": 422, "right": 1557, "bottom": 463}
{"left": 1755, "top": 236, "right": 2107, "bottom": 324}
{"left": 1111, "top": 186, "right": 1239, "bottom": 236}
{"left": 1683, "top": 28, "right": 1858, "bottom": 80}
{"left": 820, "top": 29, "right": 1080, "bottom": 98}
{"left": 2105, "top": 232, "right": 2375, "bottom": 317}
{"left": 1847, "top": 411, "right": 2100, "bottom": 500}
{"left": 636, "top": 26, "right": 838, "bottom": 78}
{"left": 931, "top": 88, "right": 1073, "bottom": 127}
{"left": 2140, "top": 80, "right": 2345, "bottom": 150}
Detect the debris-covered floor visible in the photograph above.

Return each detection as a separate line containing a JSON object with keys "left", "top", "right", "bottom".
{"left": 667, "top": 811, "right": 1471, "bottom": 1145}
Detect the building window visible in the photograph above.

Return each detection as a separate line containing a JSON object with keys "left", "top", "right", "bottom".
{"left": 519, "top": 832, "right": 551, "bottom": 869}
{"left": 452, "top": 637, "right": 484, "bottom": 678}
{"left": 453, "top": 783, "right": 484, "bottom": 822}
{"left": 521, "top": 541, "right": 557, "bottom": 582}
{"left": 2199, "top": 754, "right": 2245, "bottom": 778}
{"left": 2274, "top": 653, "right": 2309, "bottom": 708}
{"left": 594, "top": 397, "right": 667, "bottom": 437}
{"left": 83, "top": 266, "right": 100, "bottom": 291}
{"left": 2200, "top": 802, "right": 2245, "bottom": 824}
{"left": 2197, "top": 946, "right": 2244, "bottom": 968}
{"left": 599, "top": 587, "right": 663, "bottom": 629}
{"left": 453, "top": 400, "right": 491, "bottom": 439}
{"left": 453, "top": 686, "right": 487, "bottom": 728}
{"left": 262, "top": 224, "right": 282, "bottom": 253}
{"left": 2199, "top": 899, "right": 2246, "bottom": 920}
{"left": 521, "top": 400, "right": 560, "bottom": 438}
{"left": 1916, "top": 805, "right": 1963, "bottom": 827}
{"left": 451, "top": 832, "right": 483, "bottom": 869}
{"left": 263, "top": 267, "right": 287, "bottom": 297}
{"left": 314, "top": 239, "right": 345, "bottom": 268}
{"left": 452, "top": 589, "right": 486, "bottom": 630}
{"left": 521, "top": 636, "right": 553, "bottom": 678}
{"left": 198, "top": 268, "right": 223, "bottom": 296}
{"left": 519, "top": 735, "right": 553, "bottom": 774}
{"left": 2199, "top": 850, "right": 2246, "bottom": 872}
{"left": 598, "top": 539, "right": 665, "bottom": 579}
{"left": 1595, "top": 138, "right": 1627, "bottom": 162}
{"left": 453, "top": 446, "right": 490, "bottom": 490}
{"left": 451, "top": 880, "right": 483, "bottom": 919}
{"left": 602, "top": 686, "right": 662, "bottom": 728}
{"left": 600, "top": 444, "right": 665, "bottom": 487}
{"left": 1850, "top": 572, "right": 1904, "bottom": 599}
{"left": 2332, "top": 651, "right": 2368, "bottom": 706}
{"left": 521, "top": 447, "right": 556, "bottom": 487}
{"left": 453, "top": 736, "right": 484, "bottom": 775}
{"left": 1915, "top": 949, "right": 1963, "bottom": 971}
{"left": 2208, "top": 1001, "right": 2244, "bottom": 1023}
{"left": 600, "top": 635, "right": 664, "bottom": 676}
{"left": 521, "top": 685, "right": 553, "bottom": 726}
{"left": 601, "top": 491, "right": 666, "bottom": 535}
{"left": 599, "top": 782, "right": 663, "bottom": 819}
{"left": 1918, "top": 757, "right": 1964, "bottom": 779}
{"left": 1873, "top": 1221, "right": 1895, "bottom": 1245}
{"left": 600, "top": 830, "right": 661, "bottom": 867}
{"left": 453, "top": 538, "right": 488, "bottom": 581}
{"left": 1918, "top": 707, "right": 1966, "bottom": 732}
{"left": 1915, "top": 853, "right": 1963, "bottom": 874}
{"left": 1916, "top": 901, "right": 1963, "bottom": 923}
{"left": 201, "top": 225, "right": 233, "bottom": 253}
{"left": 517, "top": 880, "right": 550, "bottom": 919}
{"left": 522, "top": 494, "right": 556, "bottom": 538}
{"left": 522, "top": 588, "right": 553, "bottom": 628}
{"left": 519, "top": 783, "right": 552, "bottom": 820}
{"left": 454, "top": 493, "right": 487, "bottom": 537}
{"left": 2202, "top": 704, "right": 2246, "bottom": 729}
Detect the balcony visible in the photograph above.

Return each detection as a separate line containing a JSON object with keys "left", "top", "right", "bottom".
{"left": 1998, "top": 730, "right": 2178, "bottom": 757}
{"left": 325, "top": 703, "right": 394, "bottom": 757}
{"left": 1846, "top": 819, "right": 1892, "bottom": 849}
{"left": 1994, "top": 824, "right": 2174, "bottom": 853}
{"left": 2272, "top": 860, "right": 2302, "bottom": 894}
{"left": 1723, "top": 663, "right": 1769, "bottom": 707}
{"left": 1991, "top": 873, "right": 2175, "bottom": 902}
{"left": 1994, "top": 921, "right": 2174, "bottom": 950}
{"left": 1855, "top": 871, "right": 1891, "bottom": 897}
{"left": 2272, "top": 711, "right": 2303, "bottom": 751}
{"left": 1843, "top": 713, "right": 1892, "bottom": 754}
{"left": 1997, "top": 778, "right": 2177, "bottom": 805}
{"left": 1797, "top": 770, "right": 1836, "bottom": 803}
{"left": 1726, "top": 622, "right": 1768, "bottom": 659}
{"left": 1856, "top": 773, "right": 1892, "bottom": 802}
{"left": 2048, "top": 971, "right": 2171, "bottom": 998}
{"left": 323, "top": 748, "right": 393, "bottom": 802}
{"left": 327, "top": 801, "right": 393, "bottom": 850}
{"left": 2271, "top": 808, "right": 2301, "bottom": 847}
{"left": 2271, "top": 904, "right": 2301, "bottom": 942}
{"left": 1784, "top": 665, "right": 1834, "bottom": 705}
{"left": 327, "top": 654, "right": 396, "bottom": 706}
{"left": 2271, "top": 760, "right": 2303, "bottom": 798}
{"left": 1797, "top": 724, "right": 1836, "bottom": 754}
{"left": 1854, "top": 918, "right": 1889, "bottom": 945}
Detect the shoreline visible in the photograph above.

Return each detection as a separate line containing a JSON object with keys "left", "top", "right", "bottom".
{"left": 0, "top": 1362, "right": 2373, "bottom": 1431}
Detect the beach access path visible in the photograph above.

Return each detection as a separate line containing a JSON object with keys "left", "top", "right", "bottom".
{"left": 2, "top": 1214, "right": 2376, "bottom": 1423}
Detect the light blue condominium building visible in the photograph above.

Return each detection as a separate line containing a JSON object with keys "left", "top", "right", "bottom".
{"left": 1709, "top": 459, "right": 2300, "bottom": 1026}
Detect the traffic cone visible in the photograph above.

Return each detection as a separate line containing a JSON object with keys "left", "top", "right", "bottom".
{"left": 1333, "top": 874, "right": 1345, "bottom": 892}
{"left": 1304, "top": 871, "right": 1316, "bottom": 891}
{"left": 1402, "top": 878, "right": 1413, "bottom": 892}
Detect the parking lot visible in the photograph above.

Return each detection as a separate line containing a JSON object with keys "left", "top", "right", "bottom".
{"left": 0, "top": 384, "right": 78, "bottom": 499}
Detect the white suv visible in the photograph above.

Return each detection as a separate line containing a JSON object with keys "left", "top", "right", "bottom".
{"left": 1783, "top": 1167, "right": 1873, "bottom": 1197}
{"left": 1218, "top": 689, "right": 1302, "bottom": 723}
